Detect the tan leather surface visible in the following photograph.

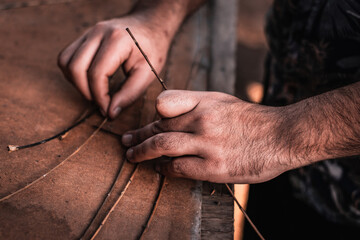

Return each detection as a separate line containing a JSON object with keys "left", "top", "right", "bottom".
{"left": 0, "top": 1, "right": 202, "bottom": 239}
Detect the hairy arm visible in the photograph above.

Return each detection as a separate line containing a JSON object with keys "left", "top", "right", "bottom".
{"left": 121, "top": 82, "right": 360, "bottom": 183}
{"left": 58, "top": 0, "right": 207, "bottom": 118}
{"left": 131, "top": 0, "right": 207, "bottom": 41}
{"left": 276, "top": 81, "right": 360, "bottom": 168}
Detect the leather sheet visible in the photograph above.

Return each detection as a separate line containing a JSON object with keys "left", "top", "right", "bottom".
{"left": 0, "top": 1, "right": 203, "bottom": 239}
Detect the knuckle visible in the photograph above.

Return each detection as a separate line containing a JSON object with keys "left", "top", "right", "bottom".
{"left": 211, "top": 91, "right": 225, "bottom": 99}
{"left": 133, "top": 130, "right": 143, "bottom": 144}
{"left": 151, "top": 121, "right": 163, "bottom": 134}
{"left": 196, "top": 112, "right": 218, "bottom": 136}
{"left": 132, "top": 145, "right": 144, "bottom": 159}
{"left": 137, "top": 144, "right": 146, "bottom": 157}
{"left": 208, "top": 156, "right": 222, "bottom": 169}
{"left": 197, "top": 112, "right": 211, "bottom": 127}
{"left": 87, "top": 67, "right": 100, "bottom": 82}
{"left": 121, "top": 93, "right": 137, "bottom": 107}
{"left": 68, "top": 61, "right": 80, "bottom": 77}
{"left": 94, "top": 21, "right": 106, "bottom": 30}
{"left": 90, "top": 22, "right": 107, "bottom": 36}
{"left": 151, "top": 134, "right": 170, "bottom": 151}
{"left": 160, "top": 119, "right": 175, "bottom": 131}
{"left": 57, "top": 52, "right": 67, "bottom": 69}
{"left": 140, "top": 144, "right": 147, "bottom": 156}
{"left": 108, "top": 28, "right": 123, "bottom": 40}
{"left": 169, "top": 161, "right": 185, "bottom": 175}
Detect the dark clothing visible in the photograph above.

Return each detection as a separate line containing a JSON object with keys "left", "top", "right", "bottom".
{"left": 264, "top": 0, "right": 360, "bottom": 225}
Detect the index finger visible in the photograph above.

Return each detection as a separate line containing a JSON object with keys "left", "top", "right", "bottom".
{"left": 87, "top": 37, "right": 132, "bottom": 114}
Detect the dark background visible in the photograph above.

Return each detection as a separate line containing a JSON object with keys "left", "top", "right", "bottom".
{"left": 236, "top": 1, "right": 360, "bottom": 239}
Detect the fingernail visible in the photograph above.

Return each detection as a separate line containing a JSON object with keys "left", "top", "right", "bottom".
{"left": 126, "top": 148, "right": 134, "bottom": 161}
{"left": 100, "top": 108, "right": 106, "bottom": 117}
{"left": 112, "top": 107, "right": 121, "bottom": 118}
{"left": 122, "top": 134, "right": 132, "bottom": 146}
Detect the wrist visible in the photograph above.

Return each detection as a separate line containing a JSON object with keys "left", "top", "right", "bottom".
{"left": 130, "top": 2, "right": 187, "bottom": 41}
{"left": 274, "top": 101, "right": 331, "bottom": 170}
{"left": 237, "top": 103, "right": 292, "bottom": 181}
{"left": 243, "top": 103, "right": 312, "bottom": 176}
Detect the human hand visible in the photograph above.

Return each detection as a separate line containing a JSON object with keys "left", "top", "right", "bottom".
{"left": 58, "top": 16, "right": 170, "bottom": 118}
{"left": 121, "top": 90, "right": 289, "bottom": 184}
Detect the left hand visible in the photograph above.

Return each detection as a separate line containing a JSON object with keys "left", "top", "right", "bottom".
{"left": 58, "top": 16, "right": 172, "bottom": 118}
{"left": 122, "top": 90, "right": 288, "bottom": 183}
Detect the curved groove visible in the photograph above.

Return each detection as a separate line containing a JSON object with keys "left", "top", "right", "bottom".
{"left": 79, "top": 157, "right": 127, "bottom": 239}
{"left": 138, "top": 176, "right": 166, "bottom": 240}
{"left": 90, "top": 164, "right": 139, "bottom": 240}
{"left": 7, "top": 108, "right": 96, "bottom": 152}
{"left": 0, "top": 117, "right": 107, "bottom": 203}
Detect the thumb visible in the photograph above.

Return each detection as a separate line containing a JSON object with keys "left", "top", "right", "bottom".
{"left": 156, "top": 90, "right": 202, "bottom": 118}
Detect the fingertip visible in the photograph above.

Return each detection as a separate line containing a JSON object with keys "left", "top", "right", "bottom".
{"left": 156, "top": 90, "right": 201, "bottom": 118}
{"left": 96, "top": 99, "right": 109, "bottom": 117}
{"left": 156, "top": 161, "right": 179, "bottom": 178}
{"left": 94, "top": 95, "right": 110, "bottom": 118}
{"left": 87, "top": 70, "right": 111, "bottom": 117}
{"left": 109, "top": 66, "right": 154, "bottom": 112}
{"left": 84, "top": 94, "right": 93, "bottom": 102}
{"left": 109, "top": 106, "right": 122, "bottom": 119}
{"left": 122, "top": 133, "right": 132, "bottom": 146}
{"left": 99, "top": 108, "right": 106, "bottom": 117}
{"left": 126, "top": 148, "right": 134, "bottom": 161}
{"left": 109, "top": 86, "right": 140, "bottom": 112}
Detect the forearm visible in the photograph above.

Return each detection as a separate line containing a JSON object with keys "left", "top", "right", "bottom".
{"left": 131, "top": 0, "right": 207, "bottom": 40}
{"left": 277, "top": 82, "right": 360, "bottom": 168}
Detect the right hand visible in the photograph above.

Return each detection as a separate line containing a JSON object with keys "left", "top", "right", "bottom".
{"left": 58, "top": 16, "right": 171, "bottom": 118}
{"left": 121, "top": 90, "right": 288, "bottom": 183}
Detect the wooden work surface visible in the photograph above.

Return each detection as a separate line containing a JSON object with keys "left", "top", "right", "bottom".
{"left": 0, "top": 0, "right": 236, "bottom": 239}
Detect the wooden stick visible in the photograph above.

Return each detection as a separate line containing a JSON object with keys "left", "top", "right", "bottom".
{"left": 60, "top": 108, "right": 90, "bottom": 140}
{"left": 127, "top": 27, "right": 265, "bottom": 240}
{"left": 7, "top": 109, "right": 96, "bottom": 152}
{"left": 0, "top": 118, "right": 108, "bottom": 203}
{"left": 225, "top": 183, "right": 265, "bottom": 240}
{"left": 90, "top": 164, "right": 139, "bottom": 240}
{"left": 138, "top": 176, "right": 166, "bottom": 240}
{"left": 126, "top": 28, "right": 167, "bottom": 90}
{"left": 91, "top": 125, "right": 122, "bottom": 138}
